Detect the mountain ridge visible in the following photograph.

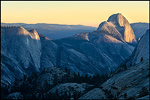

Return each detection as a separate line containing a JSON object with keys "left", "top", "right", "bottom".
{"left": 0, "top": 13, "right": 143, "bottom": 85}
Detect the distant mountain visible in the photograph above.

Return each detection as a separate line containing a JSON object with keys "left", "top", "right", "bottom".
{"left": 106, "top": 13, "right": 137, "bottom": 44}
{"left": 131, "top": 23, "right": 149, "bottom": 40}
{"left": 1, "top": 23, "right": 97, "bottom": 40}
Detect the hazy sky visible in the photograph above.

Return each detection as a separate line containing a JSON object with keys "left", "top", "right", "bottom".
{"left": 1, "top": 1, "right": 149, "bottom": 27}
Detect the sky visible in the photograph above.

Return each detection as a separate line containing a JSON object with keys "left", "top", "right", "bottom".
{"left": 1, "top": 1, "right": 149, "bottom": 27}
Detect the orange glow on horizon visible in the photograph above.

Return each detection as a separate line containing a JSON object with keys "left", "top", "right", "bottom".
{"left": 1, "top": 1, "right": 149, "bottom": 27}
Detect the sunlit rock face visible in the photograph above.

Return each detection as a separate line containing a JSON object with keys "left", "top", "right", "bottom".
{"left": 96, "top": 21, "right": 124, "bottom": 42}
{"left": 130, "top": 22, "right": 149, "bottom": 41}
{"left": 97, "top": 13, "right": 137, "bottom": 44}
{"left": 1, "top": 26, "right": 41, "bottom": 85}
{"left": 28, "top": 29, "right": 40, "bottom": 40}
{"left": 125, "top": 29, "right": 149, "bottom": 65}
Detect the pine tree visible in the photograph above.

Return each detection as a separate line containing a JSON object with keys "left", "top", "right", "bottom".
{"left": 141, "top": 57, "right": 143, "bottom": 62}
{"left": 121, "top": 64, "right": 127, "bottom": 70}
{"left": 139, "top": 87, "right": 149, "bottom": 97}
{"left": 23, "top": 75, "right": 27, "bottom": 82}
{"left": 55, "top": 89, "right": 59, "bottom": 99}
{"left": 68, "top": 69, "right": 70, "bottom": 75}
{"left": 65, "top": 67, "right": 68, "bottom": 72}
{"left": 53, "top": 75, "right": 58, "bottom": 86}
{"left": 74, "top": 72, "right": 77, "bottom": 77}
{"left": 41, "top": 67, "right": 46, "bottom": 74}
{"left": 124, "top": 93, "right": 127, "bottom": 99}
{"left": 84, "top": 74, "right": 88, "bottom": 83}
{"left": 130, "top": 63, "right": 132, "bottom": 66}
{"left": 77, "top": 72, "right": 80, "bottom": 83}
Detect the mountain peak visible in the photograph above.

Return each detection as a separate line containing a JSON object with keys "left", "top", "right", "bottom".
{"left": 1, "top": 26, "right": 30, "bottom": 36}
{"left": 28, "top": 29, "right": 40, "bottom": 40}
{"left": 29, "top": 29, "right": 37, "bottom": 33}
{"left": 97, "top": 13, "right": 137, "bottom": 44}
{"left": 107, "top": 13, "right": 128, "bottom": 27}
{"left": 17, "top": 26, "right": 30, "bottom": 35}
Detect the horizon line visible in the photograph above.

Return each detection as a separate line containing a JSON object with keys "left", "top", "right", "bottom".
{"left": 1, "top": 22, "right": 149, "bottom": 28}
